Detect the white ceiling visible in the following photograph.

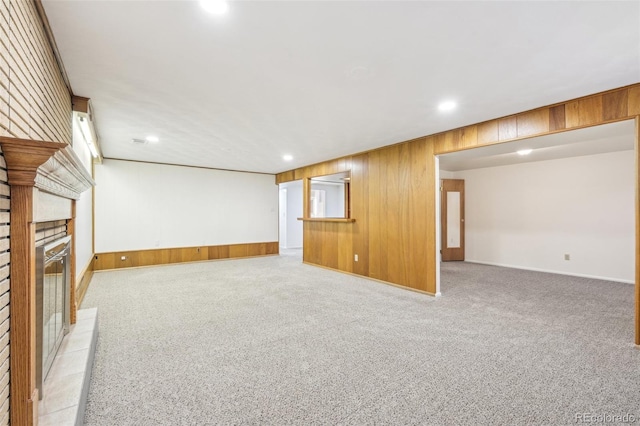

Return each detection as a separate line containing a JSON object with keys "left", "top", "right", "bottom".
{"left": 42, "top": 1, "right": 640, "bottom": 174}
{"left": 438, "top": 120, "right": 636, "bottom": 172}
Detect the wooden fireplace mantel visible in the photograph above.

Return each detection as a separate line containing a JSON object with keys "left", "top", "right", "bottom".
{"left": 0, "top": 136, "right": 95, "bottom": 198}
{"left": 0, "top": 136, "right": 95, "bottom": 426}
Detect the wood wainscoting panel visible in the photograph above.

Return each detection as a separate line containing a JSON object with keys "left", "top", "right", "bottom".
{"left": 566, "top": 96, "right": 604, "bottom": 128}
{"left": 337, "top": 222, "right": 354, "bottom": 273}
{"left": 498, "top": 116, "right": 517, "bottom": 141}
{"left": 477, "top": 120, "right": 499, "bottom": 145}
{"left": 137, "top": 248, "right": 170, "bottom": 267}
{"left": 459, "top": 125, "right": 478, "bottom": 150}
{"left": 93, "top": 252, "right": 115, "bottom": 271}
{"left": 351, "top": 153, "right": 369, "bottom": 277}
{"left": 208, "top": 245, "right": 230, "bottom": 260}
{"left": 409, "top": 137, "right": 431, "bottom": 293}
{"left": 517, "top": 109, "right": 550, "bottom": 138}
{"left": 549, "top": 105, "right": 566, "bottom": 131}
{"left": 385, "top": 142, "right": 409, "bottom": 286}
{"left": 275, "top": 170, "right": 294, "bottom": 185}
{"left": 228, "top": 244, "right": 249, "bottom": 258}
{"left": 629, "top": 86, "right": 640, "bottom": 116}
{"left": 303, "top": 221, "right": 352, "bottom": 272}
{"left": 367, "top": 148, "right": 384, "bottom": 281}
{"left": 603, "top": 89, "right": 628, "bottom": 121}
{"left": 380, "top": 140, "right": 400, "bottom": 283}
{"left": 94, "top": 242, "right": 279, "bottom": 271}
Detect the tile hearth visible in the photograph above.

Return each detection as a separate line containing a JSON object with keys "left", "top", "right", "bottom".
{"left": 38, "top": 308, "right": 98, "bottom": 426}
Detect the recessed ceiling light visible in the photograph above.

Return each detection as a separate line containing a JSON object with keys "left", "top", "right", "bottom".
{"left": 438, "top": 100, "right": 457, "bottom": 112}
{"left": 517, "top": 149, "right": 533, "bottom": 156}
{"left": 200, "top": 0, "right": 229, "bottom": 15}
{"left": 283, "top": 154, "right": 293, "bottom": 161}
{"left": 145, "top": 135, "right": 159, "bottom": 143}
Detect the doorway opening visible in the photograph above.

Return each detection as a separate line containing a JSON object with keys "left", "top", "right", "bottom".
{"left": 278, "top": 180, "right": 303, "bottom": 259}
{"left": 436, "top": 120, "right": 636, "bottom": 296}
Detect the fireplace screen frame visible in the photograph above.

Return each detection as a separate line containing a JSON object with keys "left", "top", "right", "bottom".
{"left": 35, "top": 235, "right": 71, "bottom": 398}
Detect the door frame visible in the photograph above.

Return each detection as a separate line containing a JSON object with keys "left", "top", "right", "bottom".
{"left": 279, "top": 188, "right": 287, "bottom": 249}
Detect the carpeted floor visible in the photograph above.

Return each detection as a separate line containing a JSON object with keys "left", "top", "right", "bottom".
{"left": 81, "top": 251, "right": 639, "bottom": 425}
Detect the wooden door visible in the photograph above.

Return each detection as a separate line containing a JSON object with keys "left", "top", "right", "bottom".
{"left": 441, "top": 179, "right": 465, "bottom": 261}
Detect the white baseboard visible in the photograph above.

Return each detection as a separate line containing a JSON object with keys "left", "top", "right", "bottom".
{"left": 464, "top": 260, "right": 634, "bottom": 285}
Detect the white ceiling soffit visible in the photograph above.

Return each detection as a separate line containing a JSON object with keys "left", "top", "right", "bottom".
{"left": 438, "top": 120, "right": 636, "bottom": 172}
{"left": 42, "top": 1, "right": 640, "bottom": 174}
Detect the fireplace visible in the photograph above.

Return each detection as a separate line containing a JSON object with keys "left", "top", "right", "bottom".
{"left": 35, "top": 235, "right": 72, "bottom": 399}
{"left": 0, "top": 137, "right": 94, "bottom": 424}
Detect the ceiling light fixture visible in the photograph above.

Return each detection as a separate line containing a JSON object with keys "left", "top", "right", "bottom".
{"left": 200, "top": 0, "right": 229, "bottom": 15}
{"left": 517, "top": 149, "right": 533, "bottom": 156}
{"left": 145, "top": 135, "right": 159, "bottom": 143}
{"left": 438, "top": 100, "right": 457, "bottom": 112}
{"left": 283, "top": 154, "right": 293, "bottom": 161}
{"left": 74, "top": 113, "right": 101, "bottom": 159}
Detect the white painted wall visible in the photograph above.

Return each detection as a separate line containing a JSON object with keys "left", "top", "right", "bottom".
{"left": 280, "top": 180, "right": 303, "bottom": 248}
{"left": 449, "top": 150, "right": 634, "bottom": 283}
{"left": 311, "top": 183, "right": 344, "bottom": 217}
{"left": 72, "top": 122, "right": 94, "bottom": 279}
{"left": 439, "top": 169, "right": 456, "bottom": 180}
{"left": 94, "top": 159, "right": 278, "bottom": 252}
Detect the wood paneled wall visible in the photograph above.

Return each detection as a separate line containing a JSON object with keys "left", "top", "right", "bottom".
{"left": 93, "top": 242, "right": 279, "bottom": 271}
{"left": 277, "top": 84, "right": 640, "bottom": 326}
{"left": 0, "top": 0, "right": 73, "bottom": 423}
{"left": 295, "top": 140, "right": 437, "bottom": 294}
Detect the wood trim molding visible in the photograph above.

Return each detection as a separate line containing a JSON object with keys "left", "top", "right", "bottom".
{"left": 76, "top": 257, "right": 95, "bottom": 309}
{"left": 0, "top": 137, "right": 94, "bottom": 200}
{"left": 303, "top": 262, "right": 438, "bottom": 297}
{"left": 93, "top": 242, "right": 279, "bottom": 271}
{"left": 303, "top": 178, "right": 310, "bottom": 218}
{"left": 9, "top": 186, "right": 38, "bottom": 425}
{"left": 0, "top": 137, "right": 65, "bottom": 186}
{"left": 71, "top": 96, "right": 90, "bottom": 114}
{"left": 297, "top": 218, "right": 356, "bottom": 223}
{"left": 36, "top": 146, "right": 95, "bottom": 200}
{"left": 636, "top": 116, "right": 640, "bottom": 346}
{"left": 69, "top": 201, "right": 77, "bottom": 325}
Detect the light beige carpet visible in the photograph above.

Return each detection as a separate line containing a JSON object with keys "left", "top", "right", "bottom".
{"left": 82, "top": 253, "right": 639, "bottom": 425}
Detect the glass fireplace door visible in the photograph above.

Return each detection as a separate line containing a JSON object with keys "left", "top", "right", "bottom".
{"left": 36, "top": 235, "right": 71, "bottom": 397}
